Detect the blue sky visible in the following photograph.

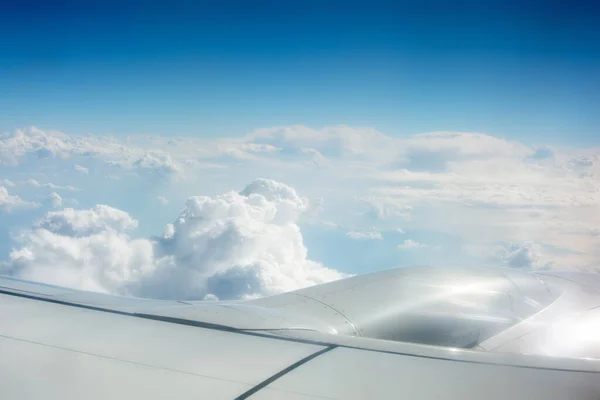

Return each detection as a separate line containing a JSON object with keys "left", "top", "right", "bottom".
{"left": 1, "top": 1, "right": 599, "bottom": 144}
{"left": 0, "top": 1, "right": 599, "bottom": 299}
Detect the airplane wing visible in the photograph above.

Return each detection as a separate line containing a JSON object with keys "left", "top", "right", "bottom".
{"left": 1, "top": 266, "right": 599, "bottom": 399}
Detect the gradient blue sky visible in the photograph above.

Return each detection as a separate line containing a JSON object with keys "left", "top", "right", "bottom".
{"left": 1, "top": 1, "right": 600, "bottom": 298}
{"left": 1, "top": 0, "right": 599, "bottom": 144}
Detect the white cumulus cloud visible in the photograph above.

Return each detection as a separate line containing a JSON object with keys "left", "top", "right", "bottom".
{"left": 131, "top": 152, "right": 181, "bottom": 176}
{"left": 3, "top": 179, "right": 344, "bottom": 300}
{"left": 45, "top": 192, "right": 63, "bottom": 208}
{"left": 501, "top": 242, "right": 552, "bottom": 270}
{"left": 36, "top": 205, "right": 138, "bottom": 237}
{"left": 0, "top": 187, "right": 39, "bottom": 213}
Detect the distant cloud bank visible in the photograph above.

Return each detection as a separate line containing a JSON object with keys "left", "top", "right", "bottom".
{"left": 1, "top": 124, "right": 599, "bottom": 296}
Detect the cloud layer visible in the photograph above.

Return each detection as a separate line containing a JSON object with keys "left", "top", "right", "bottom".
{"left": 1, "top": 125, "right": 599, "bottom": 277}
{"left": 3, "top": 179, "right": 344, "bottom": 300}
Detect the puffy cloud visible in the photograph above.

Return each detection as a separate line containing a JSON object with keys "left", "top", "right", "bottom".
{"left": 0, "top": 187, "right": 39, "bottom": 212}
{"left": 465, "top": 242, "right": 552, "bottom": 270}
{"left": 501, "top": 242, "right": 552, "bottom": 270}
{"left": 0, "top": 127, "right": 71, "bottom": 165}
{"left": 156, "top": 196, "right": 169, "bottom": 205}
{"left": 45, "top": 192, "right": 62, "bottom": 208}
{"left": 346, "top": 231, "right": 383, "bottom": 240}
{"left": 74, "top": 164, "right": 89, "bottom": 174}
{"left": 131, "top": 152, "right": 181, "bottom": 176}
{"left": 5, "top": 207, "right": 153, "bottom": 293}
{"left": 3, "top": 179, "right": 344, "bottom": 300}
{"left": 0, "top": 179, "right": 15, "bottom": 187}
{"left": 36, "top": 205, "right": 138, "bottom": 237}
{"left": 398, "top": 239, "right": 425, "bottom": 249}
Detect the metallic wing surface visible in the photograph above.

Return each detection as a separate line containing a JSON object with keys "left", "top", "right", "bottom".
{"left": 1, "top": 266, "right": 599, "bottom": 399}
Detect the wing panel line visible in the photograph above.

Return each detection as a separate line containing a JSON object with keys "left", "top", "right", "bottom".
{"left": 290, "top": 293, "right": 361, "bottom": 336}
{"left": 0, "top": 287, "right": 331, "bottom": 346}
{"left": 0, "top": 333, "right": 251, "bottom": 386}
{"left": 233, "top": 346, "right": 337, "bottom": 400}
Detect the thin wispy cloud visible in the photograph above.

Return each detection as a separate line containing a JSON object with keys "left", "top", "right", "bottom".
{"left": 398, "top": 240, "right": 426, "bottom": 249}
{"left": 347, "top": 231, "right": 383, "bottom": 240}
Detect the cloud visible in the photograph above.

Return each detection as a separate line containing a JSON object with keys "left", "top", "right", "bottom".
{"left": 0, "top": 187, "right": 39, "bottom": 212}
{"left": 0, "top": 127, "right": 68, "bottom": 165}
{"left": 1, "top": 127, "right": 186, "bottom": 177}
{"left": 361, "top": 196, "right": 413, "bottom": 220}
{"left": 131, "top": 152, "right": 181, "bottom": 176}
{"left": 36, "top": 205, "right": 138, "bottom": 237}
{"left": 2, "top": 125, "right": 600, "bottom": 272}
{"left": 320, "top": 221, "right": 338, "bottom": 229}
{"left": 298, "top": 147, "right": 329, "bottom": 167}
{"left": 404, "top": 131, "right": 529, "bottom": 163}
{"left": 1, "top": 179, "right": 15, "bottom": 187}
{"left": 25, "top": 179, "right": 79, "bottom": 192}
{"left": 501, "top": 242, "right": 552, "bottom": 270}
{"left": 464, "top": 242, "right": 553, "bottom": 270}
{"left": 74, "top": 164, "right": 89, "bottom": 174}
{"left": 398, "top": 239, "right": 425, "bottom": 249}
{"left": 569, "top": 156, "right": 595, "bottom": 168}
{"left": 0, "top": 127, "right": 274, "bottom": 177}
{"left": 248, "top": 125, "right": 398, "bottom": 161}
{"left": 3, "top": 179, "right": 344, "bottom": 300}
{"left": 156, "top": 196, "right": 169, "bottom": 205}
{"left": 346, "top": 231, "right": 383, "bottom": 240}
{"left": 45, "top": 192, "right": 63, "bottom": 208}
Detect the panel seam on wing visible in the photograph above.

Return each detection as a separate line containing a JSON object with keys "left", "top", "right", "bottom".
{"left": 232, "top": 345, "right": 338, "bottom": 400}
{"left": 290, "top": 293, "right": 361, "bottom": 336}
{"left": 0, "top": 333, "right": 254, "bottom": 386}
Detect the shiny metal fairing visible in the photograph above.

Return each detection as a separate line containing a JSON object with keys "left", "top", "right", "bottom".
{"left": 1, "top": 265, "right": 600, "bottom": 399}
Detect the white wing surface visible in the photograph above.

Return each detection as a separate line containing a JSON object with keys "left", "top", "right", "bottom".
{"left": 1, "top": 266, "right": 599, "bottom": 399}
